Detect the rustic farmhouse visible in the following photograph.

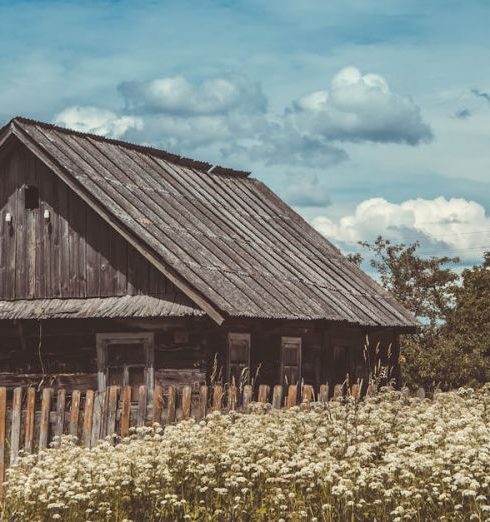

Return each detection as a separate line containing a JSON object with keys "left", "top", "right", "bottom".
{"left": 0, "top": 117, "right": 417, "bottom": 397}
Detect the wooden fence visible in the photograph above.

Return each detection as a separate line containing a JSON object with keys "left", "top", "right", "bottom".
{"left": 0, "top": 381, "right": 361, "bottom": 494}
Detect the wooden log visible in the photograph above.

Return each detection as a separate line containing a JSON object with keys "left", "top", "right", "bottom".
{"left": 272, "top": 385, "right": 283, "bottom": 409}
{"left": 82, "top": 390, "right": 94, "bottom": 447}
{"left": 167, "top": 385, "right": 176, "bottom": 424}
{"left": 319, "top": 384, "right": 329, "bottom": 403}
{"left": 55, "top": 389, "right": 66, "bottom": 439}
{"left": 39, "top": 388, "right": 53, "bottom": 450}
{"left": 228, "top": 385, "right": 238, "bottom": 411}
{"left": 137, "top": 385, "right": 148, "bottom": 428}
{"left": 10, "top": 387, "right": 22, "bottom": 465}
{"left": 0, "top": 388, "right": 6, "bottom": 498}
{"left": 286, "top": 385, "right": 297, "bottom": 408}
{"left": 120, "top": 386, "right": 132, "bottom": 437}
{"left": 69, "top": 390, "right": 81, "bottom": 438}
{"left": 151, "top": 384, "right": 164, "bottom": 425}
{"left": 107, "top": 386, "right": 118, "bottom": 436}
{"left": 333, "top": 384, "right": 343, "bottom": 398}
{"left": 212, "top": 385, "right": 223, "bottom": 412}
{"left": 182, "top": 385, "right": 192, "bottom": 420}
{"left": 24, "top": 387, "right": 36, "bottom": 452}
{"left": 258, "top": 384, "right": 270, "bottom": 403}
{"left": 242, "top": 385, "right": 253, "bottom": 410}
{"left": 199, "top": 385, "right": 208, "bottom": 419}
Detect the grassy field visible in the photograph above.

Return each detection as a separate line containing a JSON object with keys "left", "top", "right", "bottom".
{"left": 2, "top": 387, "right": 490, "bottom": 521}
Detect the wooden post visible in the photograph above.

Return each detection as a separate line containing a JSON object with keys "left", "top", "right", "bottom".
{"left": 24, "top": 387, "right": 36, "bottom": 452}
{"left": 199, "top": 385, "right": 208, "bottom": 419}
{"left": 10, "top": 387, "right": 22, "bottom": 464}
{"left": 258, "top": 384, "right": 270, "bottom": 403}
{"left": 0, "top": 388, "right": 6, "bottom": 499}
{"left": 167, "top": 385, "right": 176, "bottom": 424}
{"left": 272, "top": 385, "right": 283, "bottom": 409}
{"left": 351, "top": 383, "right": 360, "bottom": 399}
{"left": 212, "top": 385, "right": 223, "bottom": 411}
{"left": 120, "top": 386, "right": 132, "bottom": 437}
{"left": 242, "top": 385, "right": 253, "bottom": 410}
{"left": 286, "top": 384, "right": 297, "bottom": 408}
{"left": 39, "top": 388, "right": 53, "bottom": 450}
{"left": 91, "top": 391, "right": 104, "bottom": 447}
{"left": 82, "top": 390, "right": 94, "bottom": 447}
{"left": 228, "top": 385, "right": 238, "bottom": 411}
{"left": 69, "top": 390, "right": 81, "bottom": 438}
{"left": 301, "top": 384, "right": 314, "bottom": 410}
{"left": 182, "top": 385, "right": 192, "bottom": 420}
{"left": 107, "top": 386, "right": 118, "bottom": 436}
{"left": 55, "top": 389, "right": 66, "bottom": 439}
{"left": 319, "top": 384, "right": 329, "bottom": 403}
{"left": 152, "top": 384, "right": 164, "bottom": 425}
{"left": 137, "top": 385, "right": 148, "bottom": 427}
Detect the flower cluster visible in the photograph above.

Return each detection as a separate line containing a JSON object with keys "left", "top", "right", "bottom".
{"left": 2, "top": 387, "right": 490, "bottom": 521}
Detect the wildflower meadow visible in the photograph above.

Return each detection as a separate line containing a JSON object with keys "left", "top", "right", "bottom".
{"left": 2, "top": 387, "right": 490, "bottom": 521}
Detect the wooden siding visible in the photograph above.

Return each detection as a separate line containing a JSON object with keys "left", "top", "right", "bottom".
{"left": 0, "top": 145, "right": 189, "bottom": 302}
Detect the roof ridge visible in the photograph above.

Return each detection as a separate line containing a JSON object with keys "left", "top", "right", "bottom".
{"left": 9, "top": 116, "right": 251, "bottom": 178}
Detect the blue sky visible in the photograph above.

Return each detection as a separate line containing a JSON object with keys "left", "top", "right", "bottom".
{"left": 1, "top": 0, "right": 490, "bottom": 265}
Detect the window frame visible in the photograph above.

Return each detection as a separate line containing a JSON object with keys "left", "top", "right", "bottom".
{"left": 280, "top": 336, "right": 302, "bottom": 385}
{"left": 227, "top": 332, "right": 251, "bottom": 384}
{"left": 96, "top": 332, "right": 154, "bottom": 394}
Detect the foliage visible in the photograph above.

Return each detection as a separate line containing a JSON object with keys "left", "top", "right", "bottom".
{"left": 3, "top": 389, "right": 490, "bottom": 522}
{"left": 358, "top": 237, "right": 490, "bottom": 389}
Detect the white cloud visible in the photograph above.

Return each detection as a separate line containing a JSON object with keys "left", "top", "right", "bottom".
{"left": 54, "top": 106, "right": 143, "bottom": 139}
{"left": 313, "top": 196, "right": 490, "bottom": 260}
{"left": 290, "top": 66, "right": 433, "bottom": 145}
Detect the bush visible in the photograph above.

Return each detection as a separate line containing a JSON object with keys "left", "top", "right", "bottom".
{"left": 3, "top": 388, "right": 490, "bottom": 521}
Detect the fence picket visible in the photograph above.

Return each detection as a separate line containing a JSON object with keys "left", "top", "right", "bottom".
{"left": 182, "top": 385, "right": 192, "bottom": 420}
{"left": 152, "top": 385, "right": 164, "bottom": 425}
{"left": 0, "top": 387, "right": 6, "bottom": 498}
{"left": 286, "top": 385, "right": 297, "bottom": 408}
{"left": 24, "top": 387, "right": 36, "bottom": 453}
{"left": 82, "top": 390, "right": 94, "bottom": 447}
{"left": 199, "top": 385, "right": 208, "bottom": 419}
{"left": 272, "top": 385, "right": 282, "bottom": 409}
{"left": 107, "top": 386, "right": 119, "bottom": 436}
{"left": 167, "top": 386, "right": 176, "bottom": 424}
{"left": 91, "top": 391, "right": 104, "bottom": 447}
{"left": 228, "top": 385, "right": 238, "bottom": 411}
{"left": 242, "top": 385, "right": 253, "bottom": 410}
{"left": 69, "top": 390, "right": 81, "bottom": 438}
{"left": 258, "top": 384, "right": 270, "bottom": 403}
{"left": 39, "top": 388, "right": 53, "bottom": 450}
{"left": 212, "top": 385, "right": 223, "bottom": 411}
{"left": 333, "top": 384, "right": 343, "bottom": 398}
{"left": 137, "top": 385, "right": 148, "bottom": 427}
{"left": 120, "top": 386, "right": 132, "bottom": 437}
{"left": 55, "top": 389, "right": 66, "bottom": 438}
{"left": 10, "top": 387, "right": 22, "bottom": 465}
{"left": 319, "top": 384, "right": 329, "bottom": 403}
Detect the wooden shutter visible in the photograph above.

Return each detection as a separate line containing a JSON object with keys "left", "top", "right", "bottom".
{"left": 280, "top": 337, "right": 302, "bottom": 385}
{"left": 227, "top": 333, "right": 251, "bottom": 385}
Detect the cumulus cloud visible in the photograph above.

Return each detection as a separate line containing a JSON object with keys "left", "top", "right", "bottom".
{"left": 52, "top": 67, "right": 432, "bottom": 167}
{"left": 313, "top": 196, "right": 490, "bottom": 261}
{"left": 289, "top": 66, "right": 433, "bottom": 145}
{"left": 54, "top": 106, "right": 143, "bottom": 139}
{"left": 118, "top": 75, "right": 267, "bottom": 116}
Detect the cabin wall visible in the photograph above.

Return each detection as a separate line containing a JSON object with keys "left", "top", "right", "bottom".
{"left": 0, "top": 145, "right": 183, "bottom": 300}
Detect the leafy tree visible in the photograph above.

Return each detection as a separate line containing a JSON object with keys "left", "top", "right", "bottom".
{"left": 357, "top": 237, "right": 490, "bottom": 389}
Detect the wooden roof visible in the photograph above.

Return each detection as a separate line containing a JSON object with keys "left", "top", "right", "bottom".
{"left": 0, "top": 117, "right": 418, "bottom": 329}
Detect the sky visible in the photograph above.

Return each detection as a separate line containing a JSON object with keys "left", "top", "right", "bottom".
{"left": 1, "top": 0, "right": 490, "bottom": 267}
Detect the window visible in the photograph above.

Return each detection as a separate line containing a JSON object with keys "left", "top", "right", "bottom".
{"left": 280, "top": 337, "right": 301, "bottom": 385}
{"left": 227, "top": 333, "right": 250, "bottom": 385}
{"left": 24, "top": 185, "right": 39, "bottom": 210}
{"left": 96, "top": 333, "right": 154, "bottom": 399}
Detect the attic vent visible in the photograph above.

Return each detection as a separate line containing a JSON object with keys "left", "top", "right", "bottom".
{"left": 24, "top": 185, "right": 39, "bottom": 210}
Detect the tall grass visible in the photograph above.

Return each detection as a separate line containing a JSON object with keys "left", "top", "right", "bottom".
{"left": 2, "top": 386, "right": 490, "bottom": 521}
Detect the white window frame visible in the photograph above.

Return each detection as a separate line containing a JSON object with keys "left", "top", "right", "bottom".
{"left": 96, "top": 332, "right": 154, "bottom": 394}
{"left": 280, "top": 336, "right": 302, "bottom": 385}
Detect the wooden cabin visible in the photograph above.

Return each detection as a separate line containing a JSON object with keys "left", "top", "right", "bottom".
{"left": 0, "top": 117, "right": 417, "bottom": 396}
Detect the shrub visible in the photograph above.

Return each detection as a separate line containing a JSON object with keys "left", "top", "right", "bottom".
{"left": 3, "top": 388, "right": 490, "bottom": 521}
